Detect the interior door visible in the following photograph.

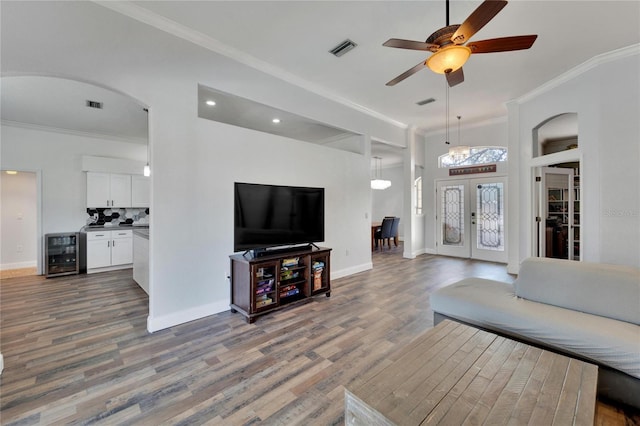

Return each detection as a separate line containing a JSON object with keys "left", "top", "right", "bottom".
{"left": 536, "top": 166, "right": 577, "bottom": 260}
{"left": 436, "top": 177, "right": 507, "bottom": 262}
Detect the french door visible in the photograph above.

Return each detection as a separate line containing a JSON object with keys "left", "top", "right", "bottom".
{"left": 436, "top": 177, "right": 507, "bottom": 263}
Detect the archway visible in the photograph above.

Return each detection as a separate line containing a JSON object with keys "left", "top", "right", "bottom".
{"left": 531, "top": 113, "right": 580, "bottom": 260}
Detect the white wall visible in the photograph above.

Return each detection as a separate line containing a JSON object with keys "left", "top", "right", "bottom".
{"left": 0, "top": 171, "right": 37, "bottom": 269}
{"left": 0, "top": 125, "right": 147, "bottom": 235}
{"left": 511, "top": 46, "right": 640, "bottom": 269}
{"left": 155, "top": 118, "right": 373, "bottom": 325}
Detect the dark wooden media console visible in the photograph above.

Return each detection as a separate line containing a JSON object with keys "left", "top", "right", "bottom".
{"left": 229, "top": 246, "right": 331, "bottom": 323}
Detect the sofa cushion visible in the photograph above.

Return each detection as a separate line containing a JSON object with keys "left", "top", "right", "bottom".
{"left": 514, "top": 257, "right": 640, "bottom": 325}
{"left": 431, "top": 277, "right": 640, "bottom": 380}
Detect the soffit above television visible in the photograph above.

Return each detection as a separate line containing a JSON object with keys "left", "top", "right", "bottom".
{"left": 198, "top": 84, "right": 362, "bottom": 152}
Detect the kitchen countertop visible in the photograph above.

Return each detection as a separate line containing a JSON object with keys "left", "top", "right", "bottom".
{"left": 133, "top": 228, "right": 149, "bottom": 239}
{"left": 82, "top": 224, "right": 149, "bottom": 232}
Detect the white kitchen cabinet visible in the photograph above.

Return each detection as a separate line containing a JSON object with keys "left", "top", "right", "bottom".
{"left": 86, "top": 232, "right": 113, "bottom": 269}
{"left": 87, "top": 230, "right": 133, "bottom": 272}
{"left": 110, "top": 174, "right": 132, "bottom": 207}
{"left": 133, "top": 233, "right": 149, "bottom": 295}
{"left": 131, "top": 175, "right": 150, "bottom": 207}
{"left": 111, "top": 230, "right": 133, "bottom": 266}
{"left": 86, "top": 173, "right": 111, "bottom": 208}
{"left": 86, "top": 172, "right": 132, "bottom": 208}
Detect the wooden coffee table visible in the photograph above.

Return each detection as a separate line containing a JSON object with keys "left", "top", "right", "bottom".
{"left": 345, "top": 320, "right": 597, "bottom": 425}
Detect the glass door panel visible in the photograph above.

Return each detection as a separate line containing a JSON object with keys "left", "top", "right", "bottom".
{"left": 471, "top": 178, "right": 507, "bottom": 263}
{"left": 437, "top": 180, "right": 470, "bottom": 258}
{"left": 443, "top": 184, "right": 465, "bottom": 246}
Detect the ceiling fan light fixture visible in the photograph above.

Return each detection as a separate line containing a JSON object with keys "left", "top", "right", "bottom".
{"left": 426, "top": 45, "right": 471, "bottom": 74}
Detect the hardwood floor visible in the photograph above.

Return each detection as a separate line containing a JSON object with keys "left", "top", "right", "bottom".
{"left": 1, "top": 249, "right": 638, "bottom": 425}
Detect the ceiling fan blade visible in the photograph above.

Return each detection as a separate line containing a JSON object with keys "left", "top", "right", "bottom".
{"left": 467, "top": 35, "right": 538, "bottom": 53}
{"left": 383, "top": 38, "right": 438, "bottom": 51}
{"left": 451, "top": 0, "right": 508, "bottom": 44}
{"left": 386, "top": 61, "right": 426, "bottom": 86}
{"left": 445, "top": 68, "right": 464, "bottom": 87}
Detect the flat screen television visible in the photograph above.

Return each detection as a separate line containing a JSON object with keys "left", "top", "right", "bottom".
{"left": 234, "top": 182, "right": 325, "bottom": 252}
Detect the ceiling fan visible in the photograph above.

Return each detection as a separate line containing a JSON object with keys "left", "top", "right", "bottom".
{"left": 383, "top": 0, "right": 537, "bottom": 87}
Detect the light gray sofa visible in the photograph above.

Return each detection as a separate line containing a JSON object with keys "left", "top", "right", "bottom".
{"left": 431, "top": 257, "right": 640, "bottom": 409}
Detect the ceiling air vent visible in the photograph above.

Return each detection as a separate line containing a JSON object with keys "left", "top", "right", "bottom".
{"left": 330, "top": 39, "right": 357, "bottom": 57}
{"left": 416, "top": 98, "right": 436, "bottom": 106}
{"left": 86, "top": 100, "right": 103, "bottom": 109}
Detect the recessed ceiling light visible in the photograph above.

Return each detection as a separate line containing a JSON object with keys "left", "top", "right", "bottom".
{"left": 206, "top": 100, "right": 216, "bottom": 106}
{"left": 5, "top": 170, "right": 18, "bottom": 175}
{"left": 272, "top": 118, "right": 281, "bottom": 124}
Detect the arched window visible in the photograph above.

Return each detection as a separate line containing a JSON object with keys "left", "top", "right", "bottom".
{"left": 438, "top": 146, "right": 508, "bottom": 168}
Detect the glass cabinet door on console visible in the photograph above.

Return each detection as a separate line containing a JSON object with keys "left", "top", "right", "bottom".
{"left": 310, "top": 252, "right": 330, "bottom": 295}
{"left": 253, "top": 262, "right": 278, "bottom": 311}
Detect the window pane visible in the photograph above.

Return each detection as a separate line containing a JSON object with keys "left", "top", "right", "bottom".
{"left": 442, "top": 185, "right": 464, "bottom": 246}
{"left": 439, "top": 147, "right": 507, "bottom": 168}
{"left": 476, "top": 183, "right": 504, "bottom": 251}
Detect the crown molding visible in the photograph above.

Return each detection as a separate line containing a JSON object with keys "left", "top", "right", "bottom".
{"left": 1, "top": 120, "right": 148, "bottom": 145}
{"left": 93, "top": 1, "right": 408, "bottom": 130}
{"left": 517, "top": 43, "right": 640, "bottom": 105}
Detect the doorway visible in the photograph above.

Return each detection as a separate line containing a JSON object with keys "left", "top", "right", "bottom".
{"left": 535, "top": 163, "right": 580, "bottom": 260}
{"left": 436, "top": 176, "right": 507, "bottom": 263}
{"left": 0, "top": 170, "right": 39, "bottom": 278}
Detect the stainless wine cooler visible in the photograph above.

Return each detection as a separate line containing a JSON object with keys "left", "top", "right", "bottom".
{"left": 45, "top": 232, "right": 79, "bottom": 277}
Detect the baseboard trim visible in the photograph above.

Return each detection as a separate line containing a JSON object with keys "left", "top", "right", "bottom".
{"left": 1, "top": 261, "right": 37, "bottom": 270}
{"left": 331, "top": 262, "right": 372, "bottom": 280}
{"left": 147, "top": 299, "right": 229, "bottom": 333}
{"left": 87, "top": 264, "right": 132, "bottom": 274}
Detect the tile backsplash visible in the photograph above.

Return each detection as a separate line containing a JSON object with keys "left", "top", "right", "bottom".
{"left": 86, "top": 208, "right": 150, "bottom": 226}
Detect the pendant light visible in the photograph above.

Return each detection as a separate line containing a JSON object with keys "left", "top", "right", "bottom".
{"left": 449, "top": 115, "right": 470, "bottom": 162}
{"left": 371, "top": 156, "right": 391, "bottom": 190}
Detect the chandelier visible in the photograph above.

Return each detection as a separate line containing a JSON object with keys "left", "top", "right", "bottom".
{"left": 444, "top": 81, "right": 470, "bottom": 163}
{"left": 371, "top": 156, "right": 391, "bottom": 190}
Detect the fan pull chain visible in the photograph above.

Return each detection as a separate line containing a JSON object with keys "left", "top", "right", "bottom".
{"left": 445, "top": 82, "right": 450, "bottom": 145}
